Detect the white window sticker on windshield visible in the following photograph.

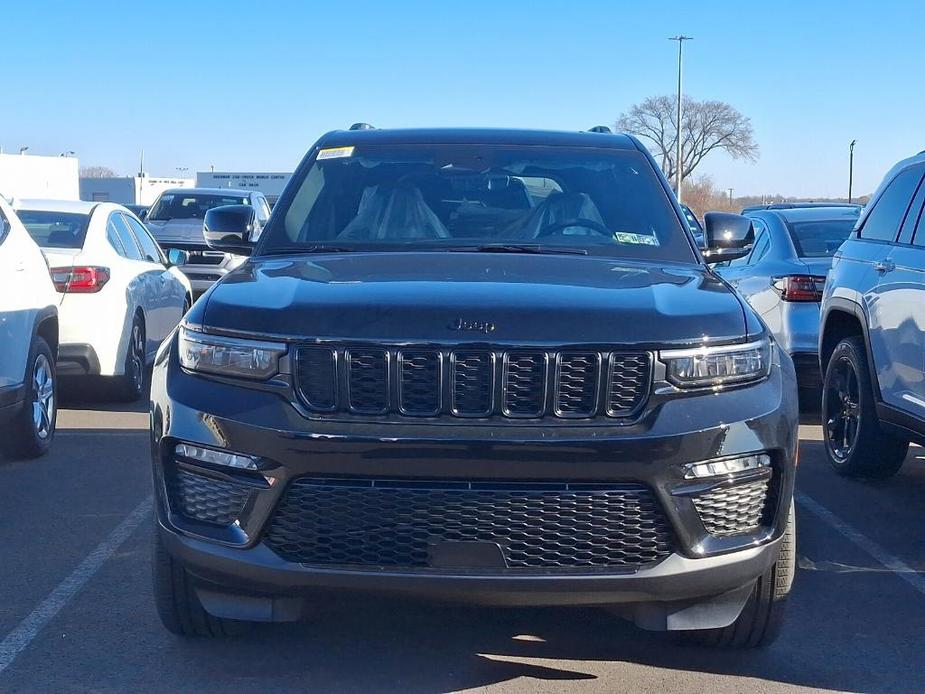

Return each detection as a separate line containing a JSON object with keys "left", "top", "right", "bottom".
{"left": 317, "top": 146, "right": 355, "bottom": 160}
{"left": 613, "top": 232, "right": 660, "bottom": 246}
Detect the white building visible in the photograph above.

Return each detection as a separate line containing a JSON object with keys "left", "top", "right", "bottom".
{"left": 196, "top": 171, "right": 292, "bottom": 205}
{"left": 79, "top": 174, "right": 194, "bottom": 206}
{"left": 0, "top": 153, "right": 79, "bottom": 200}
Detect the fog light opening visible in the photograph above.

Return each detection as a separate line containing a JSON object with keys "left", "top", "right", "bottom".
{"left": 684, "top": 453, "right": 770, "bottom": 479}
{"left": 175, "top": 443, "right": 259, "bottom": 471}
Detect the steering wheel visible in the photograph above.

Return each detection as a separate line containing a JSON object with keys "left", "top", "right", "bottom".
{"left": 536, "top": 218, "right": 612, "bottom": 238}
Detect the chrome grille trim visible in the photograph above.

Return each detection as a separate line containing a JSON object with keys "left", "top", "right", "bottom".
{"left": 295, "top": 345, "right": 651, "bottom": 421}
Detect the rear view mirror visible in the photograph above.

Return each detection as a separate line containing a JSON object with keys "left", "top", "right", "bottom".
{"left": 702, "top": 212, "right": 754, "bottom": 264}
{"left": 204, "top": 205, "right": 257, "bottom": 256}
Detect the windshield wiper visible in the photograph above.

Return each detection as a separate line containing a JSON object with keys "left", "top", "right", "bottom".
{"left": 446, "top": 244, "right": 588, "bottom": 256}
{"left": 259, "top": 245, "right": 358, "bottom": 256}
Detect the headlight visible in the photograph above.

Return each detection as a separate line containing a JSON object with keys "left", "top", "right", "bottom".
{"left": 660, "top": 338, "right": 771, "bottom": 389}
{"left": 178, "top": 325, "right": 286, "bottom": 379}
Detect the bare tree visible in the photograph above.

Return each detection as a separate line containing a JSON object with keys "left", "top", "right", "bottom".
{"left": 616, "top": 96, "right": 758, "bottom": 187}
{"left": 682, "top": 175, "right": 736, "bottom": 217}
{"left": 79, "top": 165, "right": 117, "bottom": 178}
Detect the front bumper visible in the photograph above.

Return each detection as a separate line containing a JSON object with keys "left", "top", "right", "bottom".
{"left": 150, "top": 333, "right": 798, "bottom": 626}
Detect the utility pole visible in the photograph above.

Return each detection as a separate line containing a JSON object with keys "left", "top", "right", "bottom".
{"left": 848, "top": 140, "right": 856, "bottom": 203}
{"left": 669, "top": 35, "right": 692, "bottom": 204}
{"left": 727, "top": 188, "right": 734, "bottom": 205}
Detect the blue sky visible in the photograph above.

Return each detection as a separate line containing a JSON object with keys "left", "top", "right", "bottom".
{"left": 2, "top": 0, "right": 921, "bottom": 197}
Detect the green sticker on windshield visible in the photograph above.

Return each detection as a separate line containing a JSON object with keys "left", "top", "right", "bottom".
{"left": 614, "top": 232, "right": 660, "bottom": 246}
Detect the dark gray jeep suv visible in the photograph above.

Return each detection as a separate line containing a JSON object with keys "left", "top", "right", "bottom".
{"left": 150, "top": 127, "right": 798, "bottom": 648}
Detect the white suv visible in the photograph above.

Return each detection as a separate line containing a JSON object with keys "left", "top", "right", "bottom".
{"left": 0, "top": 197, "right": 59, "bottom": 458}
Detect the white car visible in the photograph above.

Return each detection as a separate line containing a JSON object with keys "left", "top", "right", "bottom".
{"left": 14, "top": 200, "right": 192, "bottom": 401}
{"left": 0, "top": 196, "right": 59, "bottom": 458}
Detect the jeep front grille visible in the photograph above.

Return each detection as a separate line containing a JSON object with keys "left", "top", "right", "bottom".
{"left": 295, "top": 345, "right": 651, "bottom": 421}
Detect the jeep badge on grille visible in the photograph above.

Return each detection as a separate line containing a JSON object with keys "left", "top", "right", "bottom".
{"left": 449, "top": 318, "right": 496, "bottom": 334}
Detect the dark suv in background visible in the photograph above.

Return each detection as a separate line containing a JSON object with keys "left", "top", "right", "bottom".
{"left": 820, "top": 151, "right": 925, "bottom": 478}
{"left": 150, "top": 127, "right": 798, "bottom": 648}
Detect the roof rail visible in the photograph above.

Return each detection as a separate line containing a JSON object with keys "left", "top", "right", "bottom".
{"left": 348, "top": 122, "right": 375, "bottom": 131}
{"left": 586, "top": 126, "right": 612, "bottom": 134}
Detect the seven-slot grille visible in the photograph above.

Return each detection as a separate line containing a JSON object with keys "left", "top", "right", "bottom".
{"left": 295, "top": 346, "right": 650, "bottom": 421}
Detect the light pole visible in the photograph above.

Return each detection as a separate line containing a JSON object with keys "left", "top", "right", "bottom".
{"left": 19, "top": 146, "right": 29, "bottom": 155}
{"left": 848, "top": 140, "right": 856, "bottom": 203}
{"left": 669, "top": 35, "right": 692, "bottom": 204}
{"left": 176, "top": 167, "right": 188, "bottom": 180}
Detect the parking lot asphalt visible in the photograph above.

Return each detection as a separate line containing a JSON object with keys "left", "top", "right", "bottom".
{"left": 0, "top": 392, "right": 923, "bottom": 694}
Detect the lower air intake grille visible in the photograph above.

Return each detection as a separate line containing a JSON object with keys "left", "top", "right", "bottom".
{"left": 168, "top": 469, "right": 251, "bottom": 526}
{"left": 264, "top": 478, "right": 674, "bottom": 572}
{"left": 692, "top": 478, "right": 771, "bottom": 536}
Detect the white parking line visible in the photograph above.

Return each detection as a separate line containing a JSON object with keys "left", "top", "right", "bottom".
{"left": 796, "top": 492, "right": 925, "bottom": 597}
{"left": 0, "top": 496, "right": 153, "bottom": 676}
{"left": 55, "top": 431, "right": 146, "bottom": 436}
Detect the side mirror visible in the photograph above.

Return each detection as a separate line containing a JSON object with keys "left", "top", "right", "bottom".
{"left": 166, "top": 248, "right": 189, "bottom": 267}
{"left": 138, "top": 209, "right": 147, "bottom": 221}
{"left": 702, "top": 212, "right": 754, "bottom": 264}
{"left": 203, "top": 205, "right": 257, "bottom": 256}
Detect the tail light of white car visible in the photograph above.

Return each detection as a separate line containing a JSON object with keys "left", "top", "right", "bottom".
{"left": 49, "top": 266, "right": 110, "bottom": 293}
{"left": 771, "top": 275, "right": 826, "bottom": 302}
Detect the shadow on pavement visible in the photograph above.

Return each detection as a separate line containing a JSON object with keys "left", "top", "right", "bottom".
{"left": 150, "top": 580, "right": 923, "bottom": 693}
{"left": 57, "top": 376, "right": 149, "bottom": 414}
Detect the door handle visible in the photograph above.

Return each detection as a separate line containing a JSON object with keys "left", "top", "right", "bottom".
{"left": 873, "top": 260, "right": 895, "bottom": 274}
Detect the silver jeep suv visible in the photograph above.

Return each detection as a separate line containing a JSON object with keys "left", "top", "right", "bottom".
{"left": 144, "top": 188, "right": 272, "bottom": 298}
{"left": 819, "top": 151, "right": 925, "bottom": 478}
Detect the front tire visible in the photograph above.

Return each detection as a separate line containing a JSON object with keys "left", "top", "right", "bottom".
{"left": 152, "top": 531, "right": 250, "bottom": 637}
{"left": 684, "top": 501, "right": 795, "bottom": 649}
{"left": 0, "top": 336, "right": 57, "bottom": 459}
{"left": 821, "top": 336, "right": 908, "bottom": 478}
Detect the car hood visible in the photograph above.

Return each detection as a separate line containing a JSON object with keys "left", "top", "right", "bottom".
{"left": 145, "top": 218, "right": 205, "bottom": 246}
{"left": 200, "top": 253, "right": 753, "bottom": 347}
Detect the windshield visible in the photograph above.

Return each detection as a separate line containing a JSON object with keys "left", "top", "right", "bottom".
{"left": 17, "top": 210, "right": 90, "bottom": 249}
{"left": 261, "top": 144, "right": 695, "bottom": 262}
{"left": 148, "top": 193, "right": 248, "bottom": 221}
{"left": 787, "top": 219, "right": 856, "bottom": 257}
